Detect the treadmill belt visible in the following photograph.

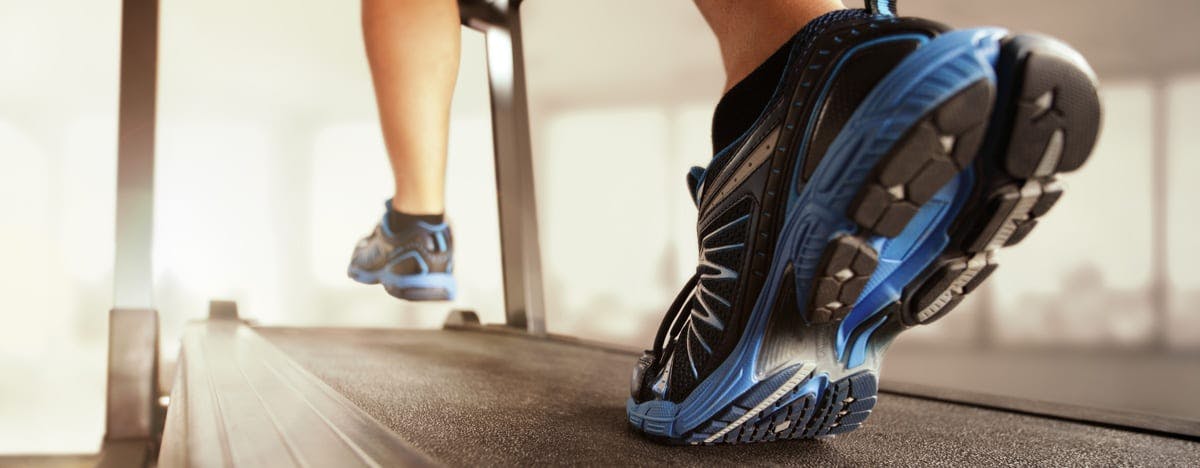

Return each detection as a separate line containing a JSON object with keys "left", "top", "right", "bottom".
{"left": 259, "top": 327, "right": 1200, "bottom": 467}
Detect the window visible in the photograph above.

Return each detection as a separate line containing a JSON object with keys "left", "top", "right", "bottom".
{"left": 0, "top": 1, "right": 120, "bottom": 454}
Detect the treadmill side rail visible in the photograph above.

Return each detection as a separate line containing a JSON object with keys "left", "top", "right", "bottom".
{"left": 158, "top": 320, "right": 436, "bottom": 467}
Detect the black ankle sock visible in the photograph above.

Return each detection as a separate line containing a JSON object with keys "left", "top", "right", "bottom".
{"left": 707, "top": 6, "right": 874, "bottom": 153}
{"left": 710, "top": 38, "right": 794, "bottom": 153}
{"left": 387, "top": 208, "right": 444, "bottom": 232}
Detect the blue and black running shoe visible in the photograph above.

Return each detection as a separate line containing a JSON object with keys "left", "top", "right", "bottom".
{"left": 348, "top": 201, "right": 456, "bottom": 301}
{"left": 628, "top": 0, "right": 1101, "bottom": 444}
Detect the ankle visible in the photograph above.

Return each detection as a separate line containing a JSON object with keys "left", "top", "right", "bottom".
{"left": 389, "top": 197, "right": 444, "bottom": 217}
{"left": 387, "top": 199, "right": 445, "bottom": 232}
{"left": 708, "top": 6, "right": 868, "bottom": 153}
{"left": 388, "top": 209, "right": 445, "bottom": 233}
{"left": 705, "top": 0, "right": 847, "bottom": 90}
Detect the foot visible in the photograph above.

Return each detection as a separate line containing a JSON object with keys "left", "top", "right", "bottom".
{"left": 348, "top": 201, "right": 457, "bottom": 301}
{"left": 627, "top": 4, "right": 1100, "bottom": 444}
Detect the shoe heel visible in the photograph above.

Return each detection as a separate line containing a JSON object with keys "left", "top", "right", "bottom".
{"left": 997, "top": 34, "right": 1101, "bottom": 179}
{"left": 382, "top": 273, "right": 458, "bottom": 302}
{"left": 384, "top": 285, "right": 455, "bottom": 302}
{"left": 899, "top": 34, "right": 1102, "bottom": 326}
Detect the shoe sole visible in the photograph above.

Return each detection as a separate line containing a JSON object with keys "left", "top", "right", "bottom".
{"left": 348, "top": 268, "right": 457, "bottom": 301}
{"left": 627, "top": 28, "right": 1100, "bottom": 444}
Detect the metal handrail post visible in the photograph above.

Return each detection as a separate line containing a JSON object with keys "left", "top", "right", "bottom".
{"left": 461, "top": 0, "right": 548, "bottom": 335}
{"left": 104, "top": 0, "right": 163, "bottom": 464}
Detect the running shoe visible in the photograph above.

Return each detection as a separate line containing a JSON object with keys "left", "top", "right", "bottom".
{"left": 627, "top": 0, "right": 1100, "bottom": 444}
{"left": 348, "top": 201, "right": 457, "bottom": 301}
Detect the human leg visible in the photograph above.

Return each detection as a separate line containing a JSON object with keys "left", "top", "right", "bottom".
{"left": 348, "top": 0, "right": 461, "bottom": 301}
{"left": 362, "top": 0, "right": 461, "bottom": 216}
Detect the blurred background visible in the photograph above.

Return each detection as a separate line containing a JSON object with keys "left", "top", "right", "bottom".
{"left": 2, "top": 0, "right": 1198, "bottom": 455}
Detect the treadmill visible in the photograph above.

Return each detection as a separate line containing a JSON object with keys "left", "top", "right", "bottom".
{"left": 42, "top": 0, "right": 1200, "bottom": 466}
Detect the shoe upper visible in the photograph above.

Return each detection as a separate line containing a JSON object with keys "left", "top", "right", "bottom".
{"left": 632, "top": 8, "right": 947, "bottom": 404}
{"left": 350, "top": 204, "right": 454, "bottom": 277}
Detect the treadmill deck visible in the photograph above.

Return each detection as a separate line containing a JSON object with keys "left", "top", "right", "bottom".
{"left": 259, "top": 326, "right": 1200, "bottom": 466}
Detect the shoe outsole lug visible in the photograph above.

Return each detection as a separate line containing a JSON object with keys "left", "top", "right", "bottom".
{"left": 904, "top": 252, "right": 998, "bottom": 325}
{"left": 1002, "top": 41, "right": 1101, "bottom": 178}
{"left": 807, "top": 235, "right": 878, "bottom": 324}
{"left": 850, "top": 79, "right": 994, "bottom": 237}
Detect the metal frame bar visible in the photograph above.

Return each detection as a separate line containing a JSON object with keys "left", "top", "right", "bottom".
{"left": 460, "top": 0, "right": 547, "bottom": 335}
{"left": 114, "top": 0, "right": 159, "bottom": 310}
{"left": 1150, "top": 78, "right": 1170, "bottom": 349}
{"left": 105, "top": 1, "right": 163, "bottom": 465}
{"left": 105, "top": 309, "right": 160, "bottom": 442}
